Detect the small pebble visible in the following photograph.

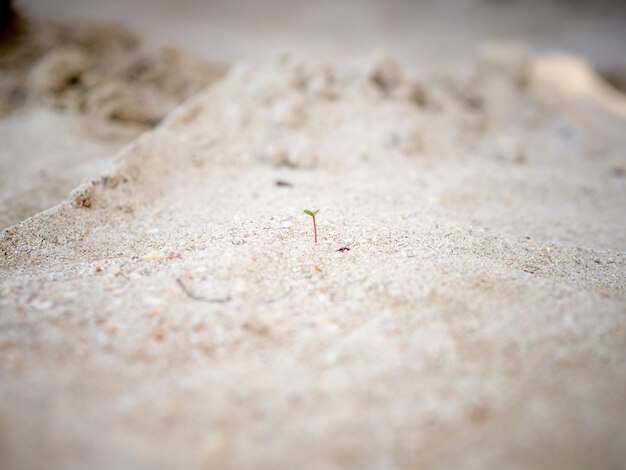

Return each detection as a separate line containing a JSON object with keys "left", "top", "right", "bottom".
{"left": 31, "top": 299, "right": 53, "bottom": 311}
{"left": 140, "top": 251, "right": 164, "bottom": 261}
{"left": 154, "top": 329, "right": 165, "bottom": 342}
{"left": 103, "top": 321, "right": 118, "bottom": 334}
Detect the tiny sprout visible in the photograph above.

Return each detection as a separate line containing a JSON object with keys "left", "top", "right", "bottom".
{"left": 303, "top": 209, "right": 320, "bottom": 244}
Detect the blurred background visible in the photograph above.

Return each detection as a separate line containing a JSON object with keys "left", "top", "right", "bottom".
{"left": 18, "top": 0, "right": 626, "bottom": 71}
{"left": 1, "top": 0, "right": 626, "bottom": 228}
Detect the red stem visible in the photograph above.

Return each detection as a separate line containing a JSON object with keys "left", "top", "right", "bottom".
{"left": 313, "top": 215, "right": 318, "bottom": 244}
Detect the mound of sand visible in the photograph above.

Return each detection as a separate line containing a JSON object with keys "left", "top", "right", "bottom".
{"left": 0, "top": 49, "right": 625, "bottom": 469}
{"left": 0, "top": 14, "right": 227, "bottom": 229}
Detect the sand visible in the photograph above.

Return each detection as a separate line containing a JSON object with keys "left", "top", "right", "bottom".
{"left": 0, "top": 14, "right": 226, "bottom": 228}
{"left": 1, "top": 2, "right": 626, "bottom": 470}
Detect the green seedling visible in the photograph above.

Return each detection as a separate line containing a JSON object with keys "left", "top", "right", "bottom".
{"left": 303, "top": 209, "right": 320, "bottom": 244}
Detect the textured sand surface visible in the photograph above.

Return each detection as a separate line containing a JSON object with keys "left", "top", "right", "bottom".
{"left": 1, "top": 47, "right": 625, "bottom": 469}
{"left": 0, "top": 14, "right": 226, "bottom": 228}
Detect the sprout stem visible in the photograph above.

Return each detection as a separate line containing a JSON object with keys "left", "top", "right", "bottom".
{"left": 303, "top": 209, "right": 320, "bottom": 244}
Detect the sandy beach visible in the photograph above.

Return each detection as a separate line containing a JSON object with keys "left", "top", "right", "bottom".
{"left": 1, "top": 1, "right": 625, "bottom": 469}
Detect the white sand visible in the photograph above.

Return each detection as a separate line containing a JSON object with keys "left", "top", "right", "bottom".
{"left": 1, "top": 3, "right": 626, "bottom": 469}
{"left": 0, "top": 16, "right": 225, "bottom": 228}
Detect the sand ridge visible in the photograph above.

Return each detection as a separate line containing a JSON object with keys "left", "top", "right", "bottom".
{"left": 0, "top": 14, "right": 227, "bottom": 229}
